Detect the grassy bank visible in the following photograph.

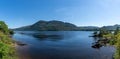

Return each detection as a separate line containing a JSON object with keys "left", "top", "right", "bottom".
{"left": 0, "top": 21, "right": 17, "bottom": 59}
{"left": 0, "top": 32, "right": 17, "bottom": 59}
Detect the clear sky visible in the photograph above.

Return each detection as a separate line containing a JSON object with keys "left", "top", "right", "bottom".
{"left": 0, "top": 0, "right": 120, "bottom": 28}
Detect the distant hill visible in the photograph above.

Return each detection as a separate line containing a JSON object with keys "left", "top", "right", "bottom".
{"left": 14, "top": 20, "right": 78, "bottom": 31}
{"left": 102, "top": 24, "right": 120, "bottom": 30}
{"left": 14, "top": 20, "right": 120, "bottom": 31}
{"left": 78, "top": 26, "right": 99, "bottom": 31}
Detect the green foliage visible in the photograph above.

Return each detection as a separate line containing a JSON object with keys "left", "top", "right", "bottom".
{"left": 8, "top": 30, "right": 14, "bottom": 35}
{"left": 0, "top": 21, "right": 9, "bottom": 34}
{"left": 92, "top": 28, "right": 111, "bottom": 37}
{"left": 103, "top": 27, "right": 120, "bottom": 59}
{"left": 92, "top": 27, "right": 120, "bottom": 59}
{"left": 103, "top": 33, "right": 114, "bottom": 39}
{"left": 0, "top": 21, "right": 17, "bottom": 59}
{"left": 114, "top": 50, "right": 120, "bottom": 59}
{"left": 104, "top": 34, "right": 116, "bottom": 45}
{"left": 98, "top": 28, "right": 111, "bottom": 37}
{"left": 114, "top": 32, "right": 120, "bottom": 59}
{"left": 0, "top": 32, "right": 17, "bottom": 59}
{"left": 0, "top": 42, "right": 14, "bottom": 59}
{"left": 0, "top": 21, "right": 14, "bottom": 34}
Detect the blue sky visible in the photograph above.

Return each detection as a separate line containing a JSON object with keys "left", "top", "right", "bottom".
{"left": 0, "top": 0, "right": 120, "bottom": 28}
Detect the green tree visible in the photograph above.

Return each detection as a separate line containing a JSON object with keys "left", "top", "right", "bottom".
{"left": 98, "top": 28, "right": 111, "bottom": 37}
{"left": 0, "top": 21, "right": 9, "bottom": 34}
{"left": 114, "top": 32, "right": 120, "bottom": 59}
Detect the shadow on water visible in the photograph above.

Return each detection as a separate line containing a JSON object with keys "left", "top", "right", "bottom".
{"left": 91, "top": 37, "right": 109, "bottom": 49}
{"left": 18, "top": 32, "right": 63, "bottom": 41}
{"left": 32, "top": 34, "right": 63, "bottom": 39}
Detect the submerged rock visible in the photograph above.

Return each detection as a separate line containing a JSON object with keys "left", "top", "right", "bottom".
{"left": 16, "top": 41, "right": 27, "bottom": 46}
{"left": 92, "top": 43, "right": 102, "bottom": 48}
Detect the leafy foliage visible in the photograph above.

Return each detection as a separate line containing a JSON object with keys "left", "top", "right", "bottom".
{"left": 92, "top": 28, "right": 111, "bottom": 37}
{"left": 0, "top": 21, "right": 17, "bottom": 59}
{"left": 92, "top": 27, "right": 120, "bottom": 59}
{"left": 114, "top": 31, "right": 120, "bottom": 59}
{"left": 8, "top": 29, "right": 14, "bottom": 35}
{"left": 0, "top": 21, "right": 9, "bottom": 34}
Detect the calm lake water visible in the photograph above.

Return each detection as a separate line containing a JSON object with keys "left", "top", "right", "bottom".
{"left": 12, "top": 31, "right": 115, "bottom": 59}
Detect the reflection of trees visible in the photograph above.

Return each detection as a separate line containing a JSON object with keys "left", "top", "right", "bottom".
{"left": 92, "top": 37, "right": 108, "bottom": 49}
{"left": 92, "top": 37, "right": 99, "bottom": 43}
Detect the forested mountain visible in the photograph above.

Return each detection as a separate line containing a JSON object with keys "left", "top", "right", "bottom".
{"left": 14, "top": 20, "right": 120, "bottom": 31}
{"left": 102, "top": 24, "right": 120, "bottom": 30}
{"left": 78, "top": 26, "right": 99, "bottom": 31}
{"left": 14, "top": 20, "right": 78, "bottom": 31}
{"left": 79, "top": 24, "right": 120, "bottom": 31}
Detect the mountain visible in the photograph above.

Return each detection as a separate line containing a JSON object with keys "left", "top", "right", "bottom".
{"left": 14, "top": 20, "right": 120, "bottom": 31}
{"left": 78, "top": 26, "right": 99, "bottom": 31}
{"left": 14, "top": 20, "right": 78, "bottom": 31}
{"left": 102, "top": 24, "right": 120, "bottom": 30}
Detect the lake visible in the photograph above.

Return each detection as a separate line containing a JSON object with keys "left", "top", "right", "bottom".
{"left": 12, "top": 31, "right": 115, "bottom": 59}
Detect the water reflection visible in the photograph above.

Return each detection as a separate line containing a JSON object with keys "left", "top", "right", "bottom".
{"left": 92, "top": 37, "right": 109, "bottom": 49}
{"left": 17, "top": 31, "right": 63, "bottom": 41}
{"left": 13, "top": 31, "right": 115, "bottom": 59}
{"left": 32, "top": 34, "right": 63, "bottom": 39}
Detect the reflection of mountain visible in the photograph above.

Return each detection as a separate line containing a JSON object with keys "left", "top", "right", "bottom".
{"left": 33, "top": 34, "right": 63, "bottom": 39}
{"left": 18, "top": 32, "right": 63, "bottom": 40}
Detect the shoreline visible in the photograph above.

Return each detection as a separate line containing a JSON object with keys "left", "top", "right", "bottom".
{"left": 15, "top": 41, "right": 31, "bottom": 59}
